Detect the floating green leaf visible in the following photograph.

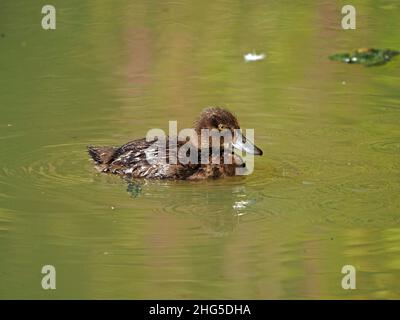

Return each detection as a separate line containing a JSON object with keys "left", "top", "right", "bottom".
{"left": 329, "top": 48, "right": 399, "bottom": 66}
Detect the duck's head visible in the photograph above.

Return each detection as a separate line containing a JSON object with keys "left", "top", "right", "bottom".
{"left": 194, "top": 107, "right": 263, "bottom": 155}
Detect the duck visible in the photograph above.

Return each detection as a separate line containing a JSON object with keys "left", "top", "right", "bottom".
{"left": 88, "top": 107, "right": 263, "bottom": 180}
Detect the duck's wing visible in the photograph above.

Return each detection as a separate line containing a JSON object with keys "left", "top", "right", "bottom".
{"left": 108, "top": 138, "right": 157, "bottom": 168}
{"left": 108, "top": 137, "right": 200, "bottom": 179}
{"left": 111, "top": 138, "right": 155, "bottom": 162}
{"left": 88, "top": 138, "right": 154, "bottom": 165}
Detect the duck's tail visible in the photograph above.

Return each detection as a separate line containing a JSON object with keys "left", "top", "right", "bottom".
{"left": 87, "top": 146, "right": 117, "bottom": 164}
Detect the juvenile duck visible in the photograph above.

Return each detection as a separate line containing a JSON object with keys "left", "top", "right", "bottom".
{"left": 88, "top": 107, "right": 263, "bottom": 180}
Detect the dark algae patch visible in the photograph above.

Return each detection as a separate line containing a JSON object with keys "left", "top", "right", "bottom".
{"left": 329, "top": 48, "right": 399, "bottom": 66}
{"left": 127, "top": 181, "right": 142, "bottom": 198}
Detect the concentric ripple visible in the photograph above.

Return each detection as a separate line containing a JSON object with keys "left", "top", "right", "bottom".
{"left": 367, "top": 138, "right": 400, "bottom": 154}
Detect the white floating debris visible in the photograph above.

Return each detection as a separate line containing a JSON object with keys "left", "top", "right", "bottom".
{"left": 233, "top": 200, "right": 250, "bottom": 210}
{"left": 244, "top": 52, "right": 266, "bottom": 62}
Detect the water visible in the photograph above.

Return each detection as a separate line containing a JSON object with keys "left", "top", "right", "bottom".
{"left": 1, "top": 0, "right": 400, "bottom": 299}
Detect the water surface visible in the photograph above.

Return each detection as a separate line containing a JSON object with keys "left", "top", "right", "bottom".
{"left": 0, "top": 0, "right": 400, "bottom": 299}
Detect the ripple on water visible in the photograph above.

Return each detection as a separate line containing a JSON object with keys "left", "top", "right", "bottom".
{"left": 366, "top": 138, "right": 400, "bottom": 154}
{"left": 0, "top": 209, "right": 14, "bottom": 235}
{"left": 121, "top": 176, "right": 279, "bottom": 236}
{"left": 0, "top": 143, "right": 98, "bottom": 208}
{"left": 311, "top": 174, "right": 400, "bottom": 226}
{"left": 0, "top": 142, "right": 279, "bottom": 231}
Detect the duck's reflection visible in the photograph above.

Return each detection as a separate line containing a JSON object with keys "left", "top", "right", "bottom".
{"left": 124, "top": 179, "right": 260, "bottom": 236}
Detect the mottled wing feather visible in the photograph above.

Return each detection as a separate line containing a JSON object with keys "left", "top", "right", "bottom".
{"left": 107, "top": 137, "right": 200, "bottom": 179}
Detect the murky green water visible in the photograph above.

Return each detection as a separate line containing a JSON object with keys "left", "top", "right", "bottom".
{"left": 1, "top": 1, "right": 400, "bottom": 299}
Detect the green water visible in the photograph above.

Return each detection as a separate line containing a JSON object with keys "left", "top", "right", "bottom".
{"left": 1, "top": 0, "right": 400, "bottom": 299}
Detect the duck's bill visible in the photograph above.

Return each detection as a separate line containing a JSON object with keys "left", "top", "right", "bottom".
{"left": 232, "top": 132, "right": 263, "bottom": 155}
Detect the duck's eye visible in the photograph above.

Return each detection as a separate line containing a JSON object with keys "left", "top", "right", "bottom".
{"left": 218, "top": 124, "right": 225, "bottom": 131}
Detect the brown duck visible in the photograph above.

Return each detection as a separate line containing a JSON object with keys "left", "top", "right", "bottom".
{"left": 88, "top": 107, "right": 263, "bottom": 180}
